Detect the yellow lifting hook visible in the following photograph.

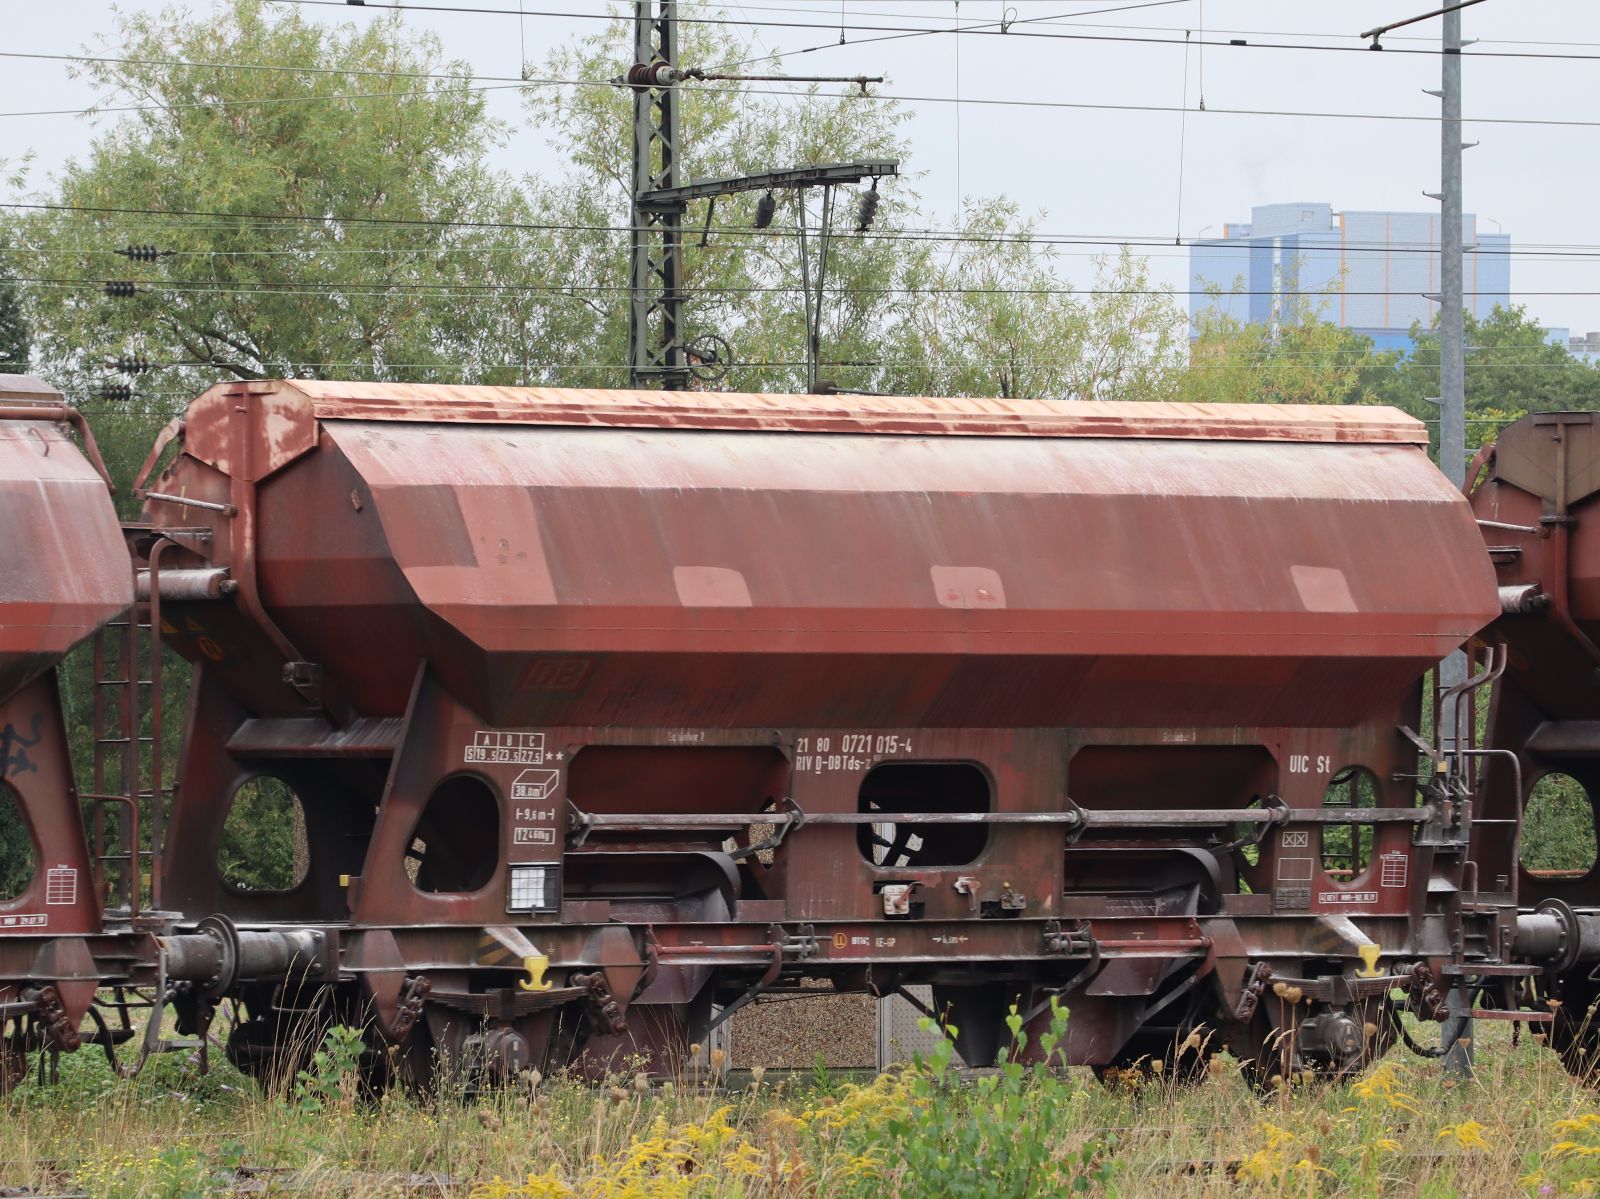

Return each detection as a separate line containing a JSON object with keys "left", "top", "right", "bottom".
{"left": 1355, "top": 943, "right": 1383, "bottom": 979}
{"left": 519, "top": 953, "right": 553, "bottom": 993}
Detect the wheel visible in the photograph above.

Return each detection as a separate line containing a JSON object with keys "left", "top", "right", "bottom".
{"left": 1091, "top": 1028, "right": 1218, "bottom": 1088}
{"left": 1544, "top": 976, "right": 1600, "bottom": 1084}
{"left": 1223, "top": 993, "right": 1397, "bottom": 1091}
{"left": 224, "top": 984, "right": 330, "bottom": 1093}
{"left": 572, "top": 991, "right": 711, "bottom": 1080}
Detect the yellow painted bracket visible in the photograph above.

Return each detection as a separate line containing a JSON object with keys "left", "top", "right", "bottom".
{"left": 1356, "top": 943, "right": 1383, "bottom": 978}
{"left": 518, "top": 953, "right": 553, "bottom": 993}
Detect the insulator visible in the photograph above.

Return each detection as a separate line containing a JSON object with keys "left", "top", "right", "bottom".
{"left": 97, "top": 383, "right": 133, "bottom": 402}
{"left": 107, "top": 355, "right": 154, "bottom": 376}
{"left": 115, "top": 244, "right": 163, "bottom": 263}
{"left": 103, "top": 280, "right": 138, "bottom": 298}
{"left": 855, "top": 184, "right": 880, "bottom": 233}
{"left": 754, "top": 191, "right": 777, "bottom": 230}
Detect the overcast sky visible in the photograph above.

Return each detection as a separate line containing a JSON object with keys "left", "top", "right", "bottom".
{"left": 4, "top": 0, "right": 1598, "bottom": 339}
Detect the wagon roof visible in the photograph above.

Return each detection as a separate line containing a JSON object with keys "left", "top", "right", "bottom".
{"left": 210, "top": 379, "right": 1428, "bottom": 445}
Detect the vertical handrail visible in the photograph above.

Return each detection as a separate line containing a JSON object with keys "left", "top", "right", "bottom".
{"left": 117, "top": 613, "right": 135, "bottom": 912}
{"left": 77, "top": 795, "right": 140, "bottom": 919}
{"left": 90, "top": 627, "right": 109, "bottom": 899}
{"left": 145, "top": 537, "right": 173, "bottom": 911}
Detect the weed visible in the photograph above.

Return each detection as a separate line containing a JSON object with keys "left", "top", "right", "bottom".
{"left": 290, "top": 1025, "right": 365, "bottom": 1115}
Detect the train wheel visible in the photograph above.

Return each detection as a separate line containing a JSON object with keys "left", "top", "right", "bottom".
{"left": 1225, "top": 994, "right": 1396, "bottom": 1091}
{"left": 224, "top": 985, "right": 332, "bottom": 1093}
{"left": 1090, "top": 1027, "right": 1218, "bottom": 1088}
{"left": 1220, "top": 1010, "right": 1290, "bottom": 1091}
{"left": 1545, "top": 978, "right": 1600, "bottom": 1084}
{"left": 405, "top": 1001, "right": 564, "bottom": 1098}
{"left": 573, "top": 995, "right": 710, "bottom": 1080}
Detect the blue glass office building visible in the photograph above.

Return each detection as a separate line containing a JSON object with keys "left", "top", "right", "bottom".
{"left": 1188, "top": 202, "right": 1511, "bottom": 353}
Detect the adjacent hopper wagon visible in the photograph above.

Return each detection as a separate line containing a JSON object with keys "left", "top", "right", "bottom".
{"left": 1470, "top": 411, "right": 1600, "bottom": 1078}
{"left": 0, "top": 375, "right": 133, "bottom": 1086}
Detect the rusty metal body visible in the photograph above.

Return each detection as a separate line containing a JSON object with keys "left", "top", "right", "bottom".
{"left": 125, "top": 380, "right": 1505, "bottom": 1085}
{"left": 1470, "top": 412, "right": 1600, "bottom": 1076}
{"left": 0, "top": 375, "right": 143, "bottom": 1083}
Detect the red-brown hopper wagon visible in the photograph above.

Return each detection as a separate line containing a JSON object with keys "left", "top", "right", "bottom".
{"left": 133, "top": 380, "right": 1502, "bottom": 1087}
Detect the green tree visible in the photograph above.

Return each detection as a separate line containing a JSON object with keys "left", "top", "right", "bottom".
{"left": 523, "top": 16, "right": 1186, "bottom": 397}
{"left": 0, "top": 256, "right": 26, "bottom": 374}
{"left": 7, "top": 0, "right": 550, "bottom": 408}
{"left": 217, "top": 777, "right": 304, "bottom": 893}
{"left": 524, "top": 14, "right": 915, "bottom": 392}
{"left": 0, "top": 784, "right": 35, "bottom": 900}
{"left": 12, "top": 1, "right": 1194, "bottom": 408}
{"left": 1518, "top": 773, "right": 1598, "bottom": 877}
{"left": 1179, "top": 288, "right": 1398, "bottom": 406}
{"left": 1375, "top": 305, "right": 1600, "bottom": 454}
{"left": 877, "top": 212, "right": 1185, "bottom": 399}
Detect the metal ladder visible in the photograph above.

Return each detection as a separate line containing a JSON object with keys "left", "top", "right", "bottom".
{"left": 87, "top": 593, "right": 166, "bottom": 918}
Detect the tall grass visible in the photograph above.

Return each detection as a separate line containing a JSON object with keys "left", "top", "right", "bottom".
{"left": 4, "top": 1013, "right": 1599, "bottom": 1197}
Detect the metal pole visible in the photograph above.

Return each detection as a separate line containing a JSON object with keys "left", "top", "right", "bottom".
{"left": 659, "top": 0, "right": 686, "bottom": 391}
{"left": 1437, "top": 3, "right": 1474, "bottom": 1077}
{"left": 811, "top": 185, "right": 834, "bottom": 394}
{"left": 1440, "top": 7, "right": 1465, "bottom": 497}
{"left": 627, "top": 0, "right": 686, "bottom": 390}
{"left": 796, "top": 191, "right": 814, "bottom": 393}
{"left": 627, "top": 0, "right": 653, "bottom": 388}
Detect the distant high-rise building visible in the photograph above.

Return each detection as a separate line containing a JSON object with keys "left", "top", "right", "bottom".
{"left": 1555, "top": 329, "right": 1600, "bottom": 365}
{"left": 1188, "top": 202, "right": 1510, "bottom": 352}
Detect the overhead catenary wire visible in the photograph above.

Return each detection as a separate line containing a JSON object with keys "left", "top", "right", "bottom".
{"left": 2, "top": 71, "right": 1596, "bottom": 132}
{"left": 9, "top": 43, "right": 1600, "bottom": 131}
{"left": 261, "top": 0, "right": 1600, "bottom": 62}
{"left": 428, "top": 0, "right": 1600, "bottom": 51}
{"left": 10, "top": 202, "right": 1600, "bottom": 261}
{"left": 690, "top": 0, "right": 1592, "bottom": 51}
{"left": 7, "top": 10, "right": 1595, "bottom": 362}
{"left": 19, "top": 241, "right": 1600, "bottom": 271}
{"left": 12, "top": 274, "right": 1600, "bottom": 299}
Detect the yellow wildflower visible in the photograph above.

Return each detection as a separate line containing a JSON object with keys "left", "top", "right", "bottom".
{"left": 1436, "top": 1121, "right": 1491, "bottom": 1152}
{"left": 1351, "top": 1061, "right": 1423, "bottom": 1115}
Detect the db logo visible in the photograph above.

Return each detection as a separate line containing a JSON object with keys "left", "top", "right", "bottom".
{"left": 832, "top": 932, "right": 849, "bottom": 949}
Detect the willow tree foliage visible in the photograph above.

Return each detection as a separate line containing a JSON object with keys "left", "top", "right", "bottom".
{"left": 7, "top": 0, "right": 548, "bottom": 406}
{"left": 520, "top": 15, "right": 1188, "bottom": 395}
{"left": 0, "top": 258, "right": 26, "bottom": 375}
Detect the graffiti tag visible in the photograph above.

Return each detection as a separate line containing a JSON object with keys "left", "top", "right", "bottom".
{"left": 0, "top": 714, "right": 43, "bottom": 779}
